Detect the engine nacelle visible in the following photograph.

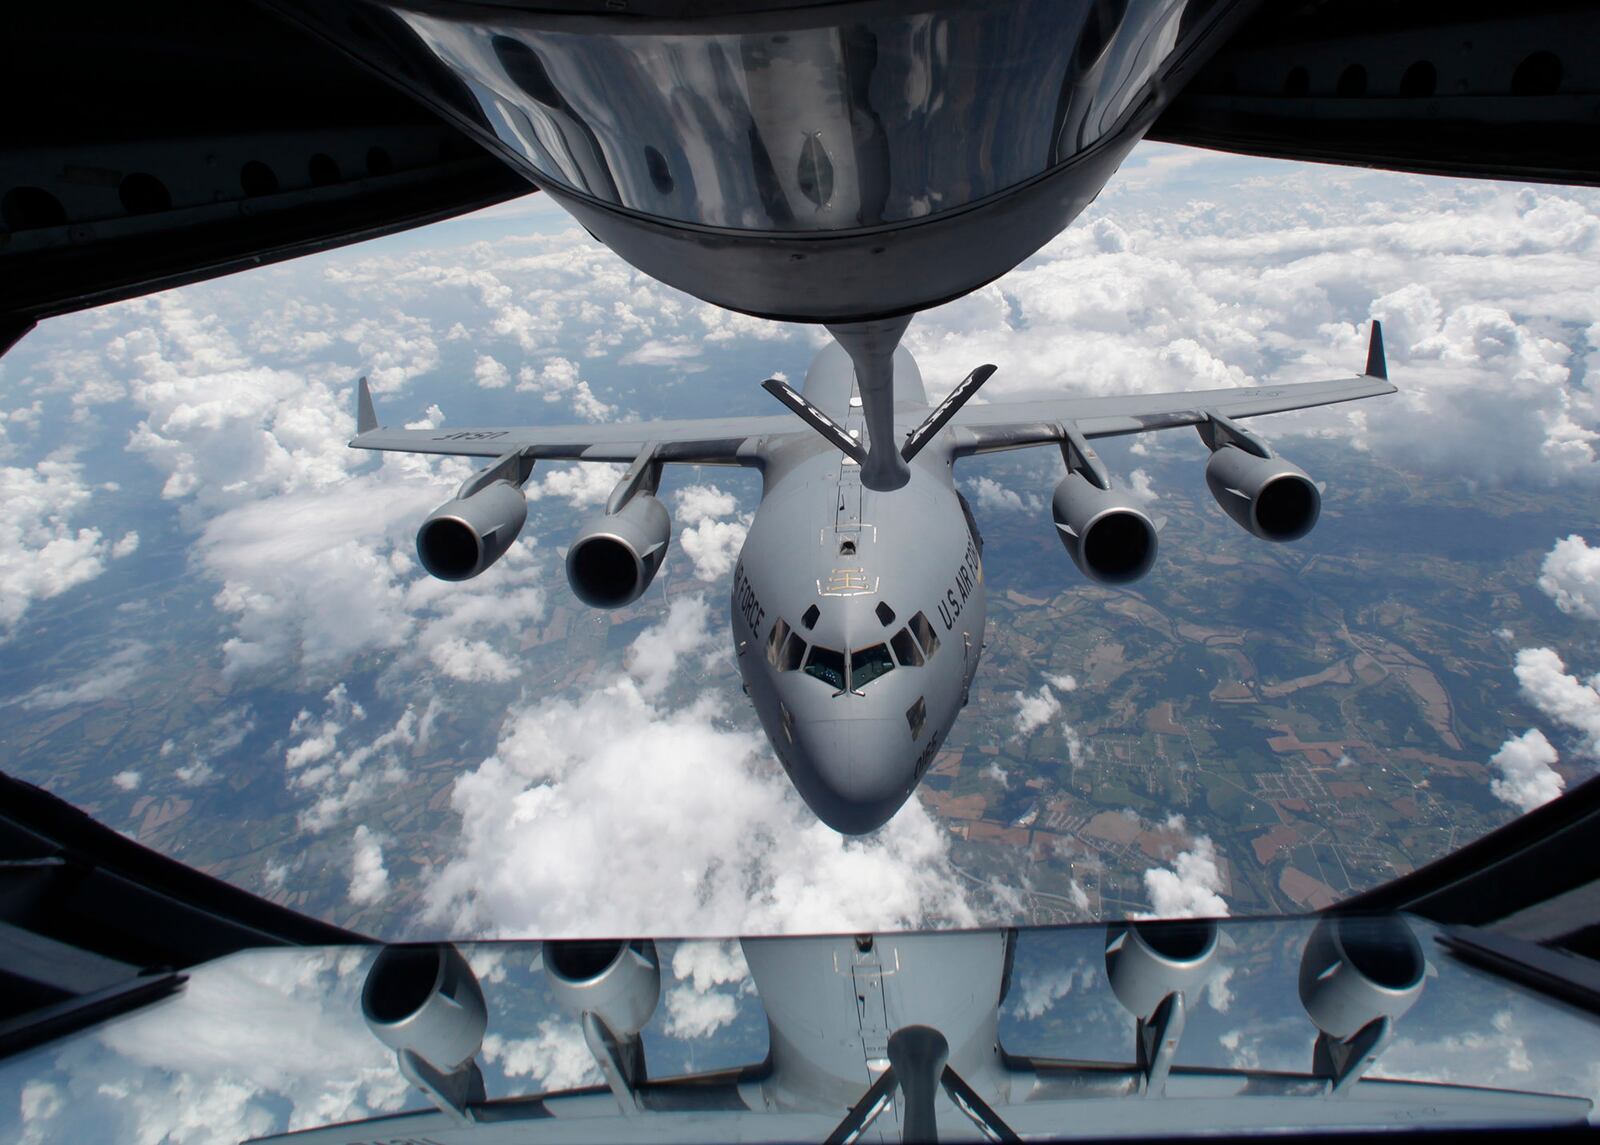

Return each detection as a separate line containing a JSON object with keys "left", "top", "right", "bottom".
{"left": 1052, "top": 472, "right": 1157, "bottom": 585}
{"left": 543, "top": 939, "right": 661, "bottom": 1037}
{"left": 1105, "top": 920, "right": 1222, "bottom": 1019}
{"left": 567, "top": 494, "right": 671, "bottom": 609}
{"left": 1205, "top": 445, "right": 1320, "bottom": 543}
{"left": 1299, "top": 915, "right": 1425, "bottom": 1041}
{"left": 362, "top": 944, "right": 487, "bottom": 1073}
{"left": 417, "top": 480, "right": 528, "bottom": 581}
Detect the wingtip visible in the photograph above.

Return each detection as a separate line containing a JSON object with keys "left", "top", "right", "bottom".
{"left": 356, "top": 376, "right": 378, "bottom": 435}
{"left": 1365, "top": 320, "right": 1387, "bottom": 381}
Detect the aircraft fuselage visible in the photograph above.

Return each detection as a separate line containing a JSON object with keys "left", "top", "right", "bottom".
{"left": 731, "top": 344, "right": 986, "bottom": 833}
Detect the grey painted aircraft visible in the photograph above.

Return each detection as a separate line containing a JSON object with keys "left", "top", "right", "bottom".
{"left": 352, "top": 322, "right": 1394, "bottom": 834}
{"left": 255, "top": 914, "right": 1590, "bottom": 1143}
{"left": 356, "top": 321, "right": 1395, "bottom": 831}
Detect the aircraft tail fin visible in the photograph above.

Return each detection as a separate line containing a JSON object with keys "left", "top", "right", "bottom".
{"left": 356, "top": 376, "right": 379, "bottom": 435}
{"left": 761, "top": 378, "right": 868, "bottom": 466}
{"left": 1364, "top": 320, "right": 1387, "bottom": 381}
{"left": 901, "top": 363, "right": 997, "bottom": 463}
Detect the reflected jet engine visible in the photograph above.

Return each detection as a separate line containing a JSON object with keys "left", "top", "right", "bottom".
{"left": 361, "top": 943, "right": 488, "bottom": 1118}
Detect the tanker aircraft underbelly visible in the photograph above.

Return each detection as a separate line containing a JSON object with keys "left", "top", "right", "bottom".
{"left": 350, "top": 322, "right": 1395, "bottom": 834}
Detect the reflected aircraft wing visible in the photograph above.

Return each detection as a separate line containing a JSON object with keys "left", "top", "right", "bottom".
{"left": 349, "top": 379, "right": 799, "bottom": 466}
{"left": 949, "top": 324, "right": 1394, "bottom": 457}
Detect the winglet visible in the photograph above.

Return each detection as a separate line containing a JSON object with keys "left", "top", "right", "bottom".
{"left": 356, "top": 376, "right": 378, "bottom": 435}
{"left": 901, "top": 363, "right": 997, "bottom": 463}
{"left": 1365, "top": 321, "right": 1387, "bottom": 381}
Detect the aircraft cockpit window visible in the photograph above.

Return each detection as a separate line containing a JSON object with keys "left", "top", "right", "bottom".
{"left": 890, "top": 626, "right": 924, "bottom": 667}
{"left": 801, "top": 604, "right": 820, "bottom": 629}
{"left": 906, "top": 696, "right": 927, "bottom": 740}
{"left": 909, "top": 611, "right": 940, "bottom": 658}
{"left": 766, "top": 617, "right": 791, "bottom": 667}
{"left": 802, "top": 646, "right": 846, "bottom": 691}
{"left": 875, "top": 601, "right": 896, "bottom": 626}
{"left": 779, "top": 631, "right": 807, "bottom": 671}
{"left": 850, "top": 644, "right": 895, "bottom": 690}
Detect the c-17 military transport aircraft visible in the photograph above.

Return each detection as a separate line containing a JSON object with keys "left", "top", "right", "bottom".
{"left": 353, "top": 321, "right": 1394, "bottom": 833}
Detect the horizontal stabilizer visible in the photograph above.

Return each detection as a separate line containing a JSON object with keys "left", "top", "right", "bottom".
{"left": 356, "top": 376, "right": 378, "bottom": 435}
{"left": 902, "top": 363, "right": 997, "bottom": 462}
{"left": 1365, "top": 320, "right": 1387, "bottom": 381}
{"left": 761, "top": 378, "right": 867, "bottom": 465}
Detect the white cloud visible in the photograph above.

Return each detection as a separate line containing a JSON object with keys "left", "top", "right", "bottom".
{"left": 27, "top": 950, "right": 410, "bottom": 1145}
{"left": 909, "top": 176, "right": 1600, "bottom": 487}
{"left": 422, "top": 606, "right": 981, "bottom": 938}
{"left": 282, "top": 687, "right": 415, "bottom": 833}
{"left": 111, "top": 531, "right": 141, "bottom": 559}
{"left": 515, "top": 357, "right": 615, "bottom": 421}
{"left": 1489, "top": 728, "right": 1564, "bottom": 814}
{"left": 625, "top": 595, "right": 713, "bottom": 699}
{"left": 0, "top": 457, "right": 119, "bottom": 634}
{"left": 1514, "top": 647, "right": 1600, "bottom": 759}
{"left": 1014, "top": 684, "right": 1061, "bottom": 737}
{"left": 982, "top": 760, "right": 1010, "bottom": 788}
{"left": 15, "top": 642, "right": 150, "bottom": 709}
{"left": 664, "top": 985, "right": 739, "bottom": 1040}
{"left": 1010, "top": 961, "right": 1098, "bottom": 1020}
{"left": 473, "top": 353, "right": 510, "bottom": 390}
{"left": 527, "top": 462, "right": 623, "bottom": 508}
{"left": 673, "top": 485, "right": 750, "bottom": 583}
{"left": 1538, "top": 534, "right": 1600, "bottom": 622}
{"left": 1127, "top": 468, "right": 1158, "bottom": 505}
{"left": 112, "top": 770, "right": 142, "bottom": 792}
{"left": 1139, "top": 827, "right": 1229, "bottom": 919}
{"left": 1061, "top": 721, "right": 1089, "bottom": 767}
{"left": 1045, "top": 673, "right": 1078, "bottom": 692}
{"left": 347, "top": 825, "right": 390, "bottom": 906}
{"left": 482, "top": 1021, "right": 600, "bottom": 1093}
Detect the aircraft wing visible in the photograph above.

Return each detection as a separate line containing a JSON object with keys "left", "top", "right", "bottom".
{"left": 349, "top": 379, "right": 798, "bottom": 466}
{"left": 949, "top": 325, "right": 1394, "bottom": 457}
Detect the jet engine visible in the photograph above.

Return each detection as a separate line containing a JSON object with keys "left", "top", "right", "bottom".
{"left": 1052, "top": 472, "right": 1158, "bottom": 585}
{"left": 543, "top": 939, "right": 661, "bottom": 1037}
{"left": 362, "top": 943, "right": 487, "bottom": 1073}
{"left": 417, "top": 480, "right": 528, "bottom": 581}
{"left": 1298, "top": 915, "right": 1425, "bottom": 1042}
{"left": 1105, "top": 919, "right": 1222, "bottom": 1020}
{"left": 1205, "top": 444, "right": 1320, "bottom": 543}
{"left": 566, "top": 494, "right": 671, "bottom": 609}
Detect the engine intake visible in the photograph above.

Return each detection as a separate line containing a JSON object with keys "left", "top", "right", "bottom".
{"left": 543, "top": 939, "right": 661, "bottom": 1037}
{"left": 417, "top": 480, "right": 528, "bottom": 581}
{"left": 1105, "top": 919, "right": 1222, "bottom": 1019}
{"left": 1052, "top": 472, "right": 1157, "bottom": 585}
{"left": 1205, "top": 445, "right": 1320, "bottom": 543}
{"left": 362, "top": 943, "right": 487, "bottom": 1073}
{"left": 1299, "top": 915, "right": 1425, "bottom": 1041}
{"left": 567, "top": 494, "right": 671, "bottom": 609}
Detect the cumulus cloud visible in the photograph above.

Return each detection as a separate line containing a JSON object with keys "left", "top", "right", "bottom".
{"left": 1010, "top": 961, "right": 1098, "bottom": 1020}
{"left": 112, "top": 770, "right": 142, "bottom": 792}
{"left": 421, "top": 606, "right": 982, "bottom": 938}
{"left": 0, "top": 457, "right": 120, "bottom": 634}
{"left": 909, "top": 171, "right": 1600, "bottom": 487}
{"left": 482, "top": 1021, "right": 600, "bottom": 1093}
{"left": 347, "top": 825, "right": 390, "bottom": 906}
{"left": 527, "top": 462, "right": 623, "bottom": 508}
{"left": 1538, "top": 534, "right": 1600, "bottom": 622}
{"left": 1489, "top": 728, "right": 1564, "bottom": 814}
{"left": 1514, "top": 647, "right": 1600, "bottom": 759}
{"left": 1014, "top": 684, "right": 1062, "bottom": 737}
{"left": 1046, "top": 673, "right": 1078, "bottom": 692}
{"left": 1139, "top": 823, "right": 1229, "bottom": 919}
{"left": 516, "top": 357, "right": 615, "bottom": 421}
{"left": 283, "top": 686, "right": 415, "bottom": 833}
{"left": 673, "top": 484, "right": 751, "bottom": 583}
{"left": 473, "top": 353, "right": 511, "bottom": 389}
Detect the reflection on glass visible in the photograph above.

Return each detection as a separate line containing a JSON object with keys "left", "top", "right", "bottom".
{"left": 851, "top": 643, "right": 895, "bottom": 689}
{"left": 803, "top": 645, "right": 847, "bottom": 690}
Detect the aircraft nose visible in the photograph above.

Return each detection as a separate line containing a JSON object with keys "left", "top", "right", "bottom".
{"left": 793, "top": 718, "right": 917, "bottom": 835}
